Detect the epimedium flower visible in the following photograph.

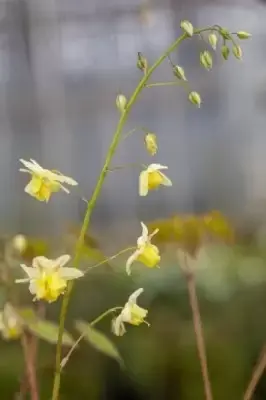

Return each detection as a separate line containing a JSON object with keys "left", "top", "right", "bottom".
{"left": 112, "top": 288, "right": 149, "bottom": 336}
{"left": 16, "top": 255, "right": 83, "bottom": 303}
{"left": 126, "top": 222, "right": 160, "bottom": 275}
{"left": 19, "top": 159, "right": 78, "bottom": 202}
{"left": 139, "top": 163, "right": 172, "bottom": 196}
{"left": 0, "top": 303, "right": 22, "bottom": 340}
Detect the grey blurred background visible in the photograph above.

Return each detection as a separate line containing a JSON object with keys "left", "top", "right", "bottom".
{"left": 0, "top": 0, "right": 262, "bottom": 240}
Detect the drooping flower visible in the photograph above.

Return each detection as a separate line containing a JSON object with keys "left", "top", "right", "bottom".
{"left": 16, "top": 255, "right": 83, "bottom": 303}
{"left": 139, "top": 163, "right": 172, "bottom": 196}
{"left": 112, "top": 288, "right": 149, "bottom": 336}
{"left": 126, "top": 222, "right": 160, "bottom": 275}
{"left": 0, "top": 303, "right": 22, "bottom": 340}
{"left": 19, "top": 159, "right": 78, "bottom": 202}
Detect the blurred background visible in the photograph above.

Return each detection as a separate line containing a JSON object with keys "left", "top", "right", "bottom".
{"left": 1, "top": 0, "right": 266, "bottom": 398}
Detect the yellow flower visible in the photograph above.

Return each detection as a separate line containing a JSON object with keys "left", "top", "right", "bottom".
{"left": 126, "top": 222, "right": 160, "bottom": 275}
{"left": 16, "top": 255, "right": 83, "bottom": 303}
{"left": 144, "top": 133, "right": 158, "bottom": 156}
{"left": 19, "top": 159, "right": 78, "bottom": 202}
{"left": 139, "top": 163, "right": 172, "bottom": 196}
{"left": 111, "top": 288, "right": 149, "bottom": 336}
{"left": 0, "top": 303, "right": 22, "bottom": 340}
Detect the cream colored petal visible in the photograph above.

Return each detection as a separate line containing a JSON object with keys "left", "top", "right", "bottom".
{"left": 56, "top": 255, "right": 71, "bottom": 268}
{"left": 29, "top": 281, "right": 37, "bottom": 295}
{"left": 59, "top": 267, "right": 83, "bottom": 280}
{"left": 111, "top": 315, "right": 126, "bottom": 336}
{"left": 147, "top": 163, "right": 168, "bottom": 172}
{"left": 126, "top": 249, "right": 142, "bottom": 275}
{"left": 20, "top": 264, "right": 39, "bottom": 279}
{"left": 139, "top": 170, "right": 149, "bottom": 196}
{"left": 32, "top": 256, "right": 52, "bottom": 270}
{"left": 52, "top": 173, "right": 78, "bottom": 186}
{"left": 140, "top": 222, "right": 149, "bottom": 239}
{"left": 19, "top": 168, "right": 32, "bottom": 174}
{"left": 160, "top": 172, "right": 172, "bottom": 187}
{"left": 120, "top": 304, "right": 132, "bottom": 323}
{"left": 16, "top": 278, "right": 30, "bottom": 284}
{"left": 128, "top": 288, "right": 144, "bottom": 304}
{"left": 20, "top": 159, "right": 44, "bottom": 174}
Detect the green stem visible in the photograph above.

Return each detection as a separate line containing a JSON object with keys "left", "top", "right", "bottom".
{"left": 145, "top": 81, "right": 183, "bottom": 88}
{"left": 84, "top": 246, "right": 136, "bottom": 274}
{"left": 60, "top": 307, "right": 123, "bottom": 370}
{"left": 51, "top": 27, "right": 211, "bottom": 400}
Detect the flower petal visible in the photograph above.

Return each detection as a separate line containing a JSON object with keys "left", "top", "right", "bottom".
{"left": 147, "top": 163, "right": 168, "bottom": 171}
{"left": 111, "top": 315, "right": 126, "bottom": 336}
{"left": 15, "top": 278, "right": 30, "bottom": 283}
{"left": 20, "top": 264, "right": 39, "bottom": 279}
{"left": 56, "top": 254, "right": 71, "bottom": 268}
{"left": 128, "top": 288, "right": 144, "bottom": 304}
{"left": 139, "top": 171, "right": 149, "bottom": 196}
{"left": 126, "top": 249, "right": 142, "bottom": 275}
{"left": 32, "top": 256, "right": 52, "bottom": 270}
{"left": 59, "top": 267, "right": 83, "bottom": 280}
{"left": 160, "top": 172, "right": 172, "bottom": 187}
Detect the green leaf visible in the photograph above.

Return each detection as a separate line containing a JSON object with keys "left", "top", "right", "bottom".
{"left": 24, "top": 318, "right": 74, "bottom": 346}
{"left": 75, "top": 320, "right": 123, "bottom": 366}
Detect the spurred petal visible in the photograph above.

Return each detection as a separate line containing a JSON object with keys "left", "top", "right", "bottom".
{"left": 126, "top": 249, "right": 142, "bottom": 275}
{"left": 111, "top": 315, "right": 126, "bottom": 336}
{"left": 160, "top": 172, "right": 172, "bottom": 187}
{"left": 56, "top": 254, "right": 71, "bottom": 268}
{"left": 139, "top": 171, "right": 149, "bottom": 196}
{"left": 59, "top": 267, "right": 83, "bottom": 280}
{"left": 20, "top": 264, "right": 39, "bottom": 279}
{"left": 128, "top": 288, "right": 144, "bottom": 304}
{"left": 147, "top": 163, "right": 168, "bottom": 172}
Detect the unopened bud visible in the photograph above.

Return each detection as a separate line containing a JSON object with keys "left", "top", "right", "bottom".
{"left": 173, "top": 65, "right": 187, "bottom": 81}
{"left": 180, "top": 20, "right": 194, "bottom": 37}
{"left": 208, "top": 33, "right": 218, "bottom": 50}
{"left": 232, "top": 45, "right": 242, "bottom": 60}
{"left": 12, "top": 234, "right": 27, "bottom": 253}
{"left": 137, "top": 52, "right": 148, "bottom": 73}
{"left": 188, "top": 91, "right": 201, "bottom": 108}
{"left": 236, "top": 31, "right": 251, "bottom": 40}
{"left": 200, "top": 50, "right": 213, "bottom": 71}
{"left": 144, "top": 133, "right": 158, "bottom": 156}
{"left": 221, "top": 45, "right": 230, "bottom": 60}
{"left": 116, "top": 94, "right": 127, "bottom": 112}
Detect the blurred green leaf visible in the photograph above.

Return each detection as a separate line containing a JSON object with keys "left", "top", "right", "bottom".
{"left": 75, "top": 320, "right": 123, "bottom": 366}
{"left": 24, "top": 318, "right": 74, "bottom": 346}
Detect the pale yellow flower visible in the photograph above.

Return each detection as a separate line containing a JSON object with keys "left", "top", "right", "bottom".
{"left": 139, "top": 163, "right": 172, "bottom": 196}
{"left": 112, "top": 288, "right": 149, "bottom": 336}
{"left": 16, "top": 255, "right": 83, "bottom": 303}
{"left": 144, "top": 133, "right": 158, "bottom": 156}
{"left": 126, "top": 222, "right": 160, "bottom": 275}
{"left": 19, "top": 159, "right": 78, "bottom": 202}
{"left": 0, "top": 303, "right": 22, "bottom": 340}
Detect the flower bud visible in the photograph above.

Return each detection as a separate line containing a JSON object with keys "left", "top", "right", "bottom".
{"left": 173, "top": 65, "right": 187, "bottom": 81}
{"left": 180, "top": 20, "right": 194, "bottom": 37}
{"left": 144, "top": 133, "right": 158, "bottom": 156}
{"left": 137, "top": 52, "right": 148, "bottom": 73}
{"left": 221, "top": 45, "right": 230, "bottom": 60}
{"left": 200, "top": 50, "right": 213, "bottom": 71}
{"left": 236, "top": 31, "right": 251, "bottom": 40}
{"left": 232, "top": 45, "right": 242, "bottom": 60}
{"left": 188, "top": 91, "right": 201, "bottom": 108}
{"left": 116, "top": 94, "right": 127, "bottom": 112}
{"left": 12, "top": 234, "right": 27, "bottom": 253}
{"left": 208, "top": 33, "right": 218, "bottom": 50}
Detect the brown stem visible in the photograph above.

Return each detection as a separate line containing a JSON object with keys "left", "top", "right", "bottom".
{"left": 243, "top": 345, "right": 266, "bottom": 400}
{"left": 21, "top": 332, "right": 39, "bottom": 400}
{"left": 186, "top": 272, "right": 213, "bottom": 400}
